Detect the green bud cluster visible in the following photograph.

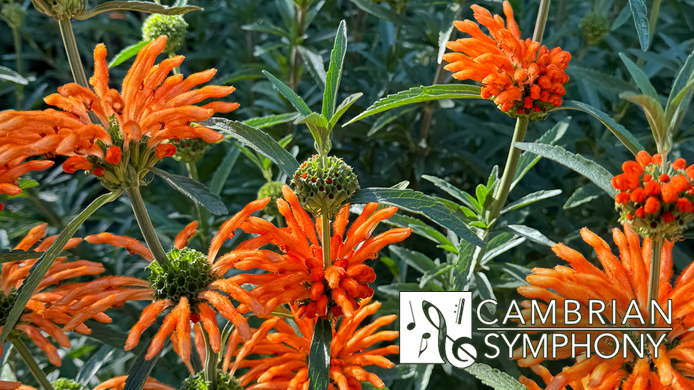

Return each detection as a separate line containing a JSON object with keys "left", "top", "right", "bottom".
{"left": 257, "top": 181, "right": 283, "bottom": 217}
{"left": 142, "top": 14, "right": 189, "bottom": 54}
{"left": 172, "top": 138, "right": 211, "bottom": 164}
{"left": 148, "top": 247, "right": 218, "bottom": 305}
{"left": 180, "top": 371, "right": 242, "bottom": 390}
{"left": 2, "top": 3, "right": 26, "bottom": 29}
{"left": 580, "top": 13, "right": 610, "bottom": 46}
{"left": 31, "top": 0, "right": 86, "bottom": 19}
{"left": 52, "top": 378, "right": 89, "bottom": 390}
{"left": 291, "top": 155, "right": 359, "bottom": 218}
{"left": 0, "top": 288, "right": 18, "bottom": 327}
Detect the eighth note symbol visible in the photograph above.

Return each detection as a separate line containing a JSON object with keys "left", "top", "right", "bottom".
{"left": 407, "top": 302, "right": 416, "bottom": 330}
{"left": 419, "top": 332, "right": 430, "bottom": 357}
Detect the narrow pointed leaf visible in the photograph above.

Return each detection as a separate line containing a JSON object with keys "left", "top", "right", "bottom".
{"left": 619, "top": 53, "right": 658, "bottom": 99}
{"left": 308, "top": 318, "right": 332, "bottom": 390}
{"left": 0, "top": 190, "right": 122, "bottom": 346}
{"left": 512, "top": 117, "right": 570, "bottom": 189}
{"left": 627, "top": 0, "right": 650, "bottom": 51}
{"left": 150, "top": 168, "right": 227, "bottom": 215}
{"left": 243, "top": 113, "right": 300, "bottom": 129}
{"left": 553, "top": 101, "right": 643, "bottom": 155}
{"left": 0, "top": 66, "right": 28, "bottom": 85}
{"left": 204, "top": 118, "right": 300, "bottom": 177}
{"left": 349, "top": 187, "right": 484, "bottom": 247}
{"left": 464, "top": 363, "right": 526, "bottom": 390}
{"left": 0, "top": 251, "right": 43, "bottom": 264}
{"left": 323, "top": 20, "right": 348, "bottom": 122}
{"left": 262, "top": 71, "right": 312, "bottom": 116}
{"left": 345, "top": 85, "right": 481, "bottom": 126}
{"left": 76, "top": 346, "right": 115, "bottom": 385}
{"left": 298, "top": 46, "right": 326, "bottom": 88}
{"left": 667, "top": 49, "right": 694, "bottom": 117}
{"left": 76, "top": 1, "right": 201, "bottom": 20}
{"left": 507, "top": 225, "right": 555, "bottom": 246}
{"left": 329, "top": 93, "right": 363, "bottom": 129}
{"left": 422, "top": 175, "right": 480, "bottom": 212}
{"left": 501, "top": 189, "right": 562, "bottom": 214}
{"left": 210, "top": 145, "right": 241, "bottom": 195}
{"left": 564, "top": 185, "right": 604, "bottom": 209}
{"left": 620, "top": 93, "right": 666, "bottom": 139}
{"left": 122, "top": 338, "right": 161, "bottom": 390}
{"left": 514, "top": 142, "right": 616, "bottom": 196}
{"left": 108, "top": 41, "right": 150, "bottom": 68}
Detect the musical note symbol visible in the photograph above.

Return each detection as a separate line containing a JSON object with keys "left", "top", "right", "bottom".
{"left": 407, "top": 301, "right": 416, "bottom": 331}
{"left": 418, "top": 332, "right": 430, "bottom": 357}
{"left": 421, "top": 300, "right": 477, "bottom": 368}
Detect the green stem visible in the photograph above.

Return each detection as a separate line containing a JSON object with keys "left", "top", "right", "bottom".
{"left": 12, "top": 26, "right": 23, "bottom": 110}
{"left": 647, "top": 235, "right": 664, "bottom": 317}
{"left": 169, "top": 52, "right": 181, "bottom": 75}
{"left": 12, "top": 338, "right": 54, "bottom": 390}
{"left": 125, "top": 182, "right": 169, "bottom": 265}
{"left": 648, "top": 0, "right": 662, "bottom": 45}
{"left": 200, "top": 326, "right": 218, "bottom": 390}
{"left": 532, "top": 0, "right": 552, "bottom": 44}
{"left": 186, "top": 162, "right": 209, "bottom": 245}
{"left": 321, "top": 213, "right": 331, "bottom": 269}
{"left": 489, "top": 117, "right": 530, "bottom": 221}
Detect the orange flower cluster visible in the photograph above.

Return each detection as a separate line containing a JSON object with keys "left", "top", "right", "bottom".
{"left": 516, "top": 226, "right": 694, "bottom": 390}
{"left": 224, "top": 298, "right": 399, "bottom": 390}
{"left": 612, "top": 151, "right": 694, "bottom": 238}
{"left": 443, "top": 1, "right": 571, "bottom": 118}
{"left": 0, "top": 35, "right": 238, "bottom": 196}
{"left": 214, "top": 186, "right": 411, "bottom": 319}
{"left": 1, "top": 224, "right": 148, "bottom": 366}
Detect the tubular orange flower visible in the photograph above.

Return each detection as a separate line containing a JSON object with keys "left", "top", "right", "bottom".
{"left": 443, "top": 1, "right": 571, "bottom": 118}
{"left": 0, "top": 382, "right": 34, "bottom": 390}
{"left": 225, "top": 298, "right": 398, "bottom": 390}
{"left": 0, "top": 35, "right": 239, "bottom": 193}
{"left": 1, "top": 224, "right": 149, "bottom": 366}
{"left": 0, "top": 160, "right": 55, "bottom": 210}
{"left": 215, "top": 185, "right": 411, "bottom": 319}
{"left": 108, "top": 206, "right": 268, "bottom": 366}
{"left": 94, "top": 377, "right": 174, "bottom": 390}
{"left": 515, "top": 226, "right": 694, "bottom": 390}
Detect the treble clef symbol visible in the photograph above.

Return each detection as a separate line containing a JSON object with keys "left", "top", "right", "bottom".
{"left": 421, "top": 300, "right": 476, "bottom": 368}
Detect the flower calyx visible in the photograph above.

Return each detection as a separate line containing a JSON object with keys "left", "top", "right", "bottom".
{"left": 148, "top": 247, "right": 218, "bottom": 306}
{"left": 291, "top": 155, "right": 359, "bottom": 219}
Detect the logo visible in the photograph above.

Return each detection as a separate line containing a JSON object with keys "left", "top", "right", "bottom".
{"left": 400, "top": 292, "right": 477, "bottom": 368}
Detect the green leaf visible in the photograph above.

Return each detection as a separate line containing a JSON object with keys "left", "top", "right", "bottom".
{"left": 481, "top": 236, "right": 525, "bottom": 264}
{"left": 0, "top": 66, "right": 28, "bottom": 85}
{"left": 619, "top": 53, "right": 659, "bottom": 99}
{"left": 564, "top": 185, "right": 605, "bottom": 209}
{"left": 122, "top": 338, "right": 162, "bottom": 390}
{"left": 307, "top": 318, "right": 332, "bottom": 390}
{"left": 553, "top": 101, "right": 643, "bottom": 155}
{"left": 627, "top": 0, "right": 650, "bottom": 51}
{"left": 420, "top": 263, "right": 453, "bottom": 288}
{"left": 511, "top": 117, "right": 570, "bottom": 190}
{"left": 243, "top": 113, "right": 300, "bottom": 129}
{"left": 76, "top": 1, "right": 202, "bottom": 20}
{"left": 108, "top": 41, "right": 149, "bottom": 68}
{"left": 82, "top": 320, "right": 146, "bottom": 354}
{"left": 204, "top": 118, "right": 300, "bottom": 178}
{"left": 210, "top": 145, "right": 241, "bottom": 196}
{"left": 322, "top": 20, "right": 348, "bottom": 122}
{"left": 667, "top": 49, "right": 694, "bottom": 110}
{"left": 437, "top": 3, "right": 460, "bottom": 64}
{"left": 349, "top": 187, "right": 485, "bottom": 247}
{"left": 514, "top": 143, "right": 616, "bottom": 197}
{"left": 422, "top": 175, "right": 480, "bottom": 212}
{"left": 488, "top": 263, "right": 531, "bottom": 285}
{"left": 0, "top": 250, "right": 42, "bottom": 264}
{"left": 0, "top": 190, "right": 122, "bottom": 346}
{"left": 262, "top": 70, "right": 312, "bottom": 116}
{"left": 379, "top": 256, "right": 400, "bottom": 278}
{"left": 475, "top": 272, "right": 496, "bottom": 314}
{"left": 242, "top": 22, "right": 289, "bottom": 38}
{"left": 76, "top": 346, "right": 114, "bottom": 385}
{"left": 454, "top": 240, "right": 476, "bottom": 289}
{"left": 385, "top": 213, "right": 453, "bottom": 247}
{"left": 349, "top": 0, "right": 408, "bottom": 26}
{"left": 366, "top": 106, "right": 417, "bottom": 137}
{"left": 464, "top": 363, "right": 527, "bottom": 390}
{"left": 620, "top": 93, "right": 666, "bottom": 140}
{"left": 297, "top": 46, "right": 326, "bottom": 88}
{"left": 390, "top": 247, "right": 438, "bottom": 275}
{"left": 501, "top": 189, "right": 562, "bottom": 214}
{"left": 344, "top": 84, "right": 481, "bottom": 126}
{"left": 506, "top": 225, "right": 555, "bottom": 246}
{"left": 150, "top": 168, "right": 227, "bottom": 215}
{"left": 329, "top": 93, "right": 363, "bottom": 129}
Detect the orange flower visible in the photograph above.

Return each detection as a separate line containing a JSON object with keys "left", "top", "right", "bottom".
{"left": 225, "top": 298, "right": 399, "bottom": 390}
{"left": 1, "top": 224, "right": 149, "bottom": 366}
{"left": 94, "top": 377, "right": 174, "bottom": 390}
{"left": 0, "top": 160, "right": 54, "bottom": 210}
{"left": 215, "top": 186, "right": 411, "bottom": 319}
{"left": 516, "top": 226, "right": 694, "bottom": 390}
{"left": 0, "top": 35, "right": 238, "bottom": 193}
{"left": 0, "top": 382, "right": 34, "bottom": 390}
{"left": 443, "top": 1, "right": 570, "bottom": 117}
{"left": 112, "top": 208, "right": 268, "bottom": 368}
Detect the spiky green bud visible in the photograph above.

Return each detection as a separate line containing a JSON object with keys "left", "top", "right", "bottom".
{"left": 148, "top": 248, "right": 218, "bottom": 305}
{"left": 52, "top": 379, "right": 89, "bottom": 390}
{"left": 291, "top": 155, "right": 359, "bottom": 218}
{"left": 180, "top": 372, "right": 242, "bottom": 390}
{"left": 172, "top": 138, "right": 211, "bottom": 164}
{"left": 580, "top": 13, "right": 610, "bottom": 46}
{"left": 142, "top": 14, "right": 188, "bottom": 54}
{"left": 257, "top": 181, "right": 283, "bottom": 216}
{"left": 0, "top": 288, "right": 18, "bottom": 327}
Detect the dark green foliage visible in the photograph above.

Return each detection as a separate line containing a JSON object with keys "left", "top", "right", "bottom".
{"left": 0, "top": 288, "right": 18, "bottom": 327}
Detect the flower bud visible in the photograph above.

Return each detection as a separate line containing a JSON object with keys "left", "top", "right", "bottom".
{"left": 142, "top": 14, "right": 188, "bottom": 54}
{"left": 257, "top": 181, "right": 283, "bottom": 217}
{"left": 291, "top": 155, "right": 359, "bottom": 218}
{"left": 1, "top": 3, "right": 26, "bottom": 29}
{"left": 148, "top": 247, "right": 218, "bottom": 304}
{"left": 180, "top": 371, "right": 242, "bottom": 390}
{"left": 580, "top": 13, "right": 610, "bottom": 46}
{"left": 52, "top": 379, "right": 88, "bottom": 390}
{"left": 172, "top": 137, "right": 211, "bottom": 164}
{"left": 31, "top": 0, "right": 86, "bottom": 20}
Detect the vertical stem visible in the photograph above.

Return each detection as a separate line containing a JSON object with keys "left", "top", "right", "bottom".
{"left": 12, "top": 27, "right": 23, "bottom": 110}
{"left": 647, "top": 235, "right": 664, "bottom": 317}
{"left": 200, "top": 326, "right": 218, "bottom": 390}
{"left": 186, "top": 162, "right": 209, "bottom": 245}
{"left": 12, "top": 338, "right": 54, "bottom": 390}
{"left": 532, "top": 0, "right": 552, "bottom": 44}
{"left": 648, "top": 0, "right": 662, "bottom": 44}
{"left": 489, "top": 117, "right": 530, "bottom": 220}
{"left": 321, "top": 213, "right": 331, "bottom": 269}
{"left": 126, "top": 183, "right": 169, "bottom": 265}
{"left": 169, "top": 52, "right": 181, "bottom": 75}
{"left": 58, "top": 18, "right": 89, "bottom": 88}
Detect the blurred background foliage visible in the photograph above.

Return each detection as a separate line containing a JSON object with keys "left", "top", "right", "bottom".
{"left": 1, "top": 0, "right": 694, "bottom": 388}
